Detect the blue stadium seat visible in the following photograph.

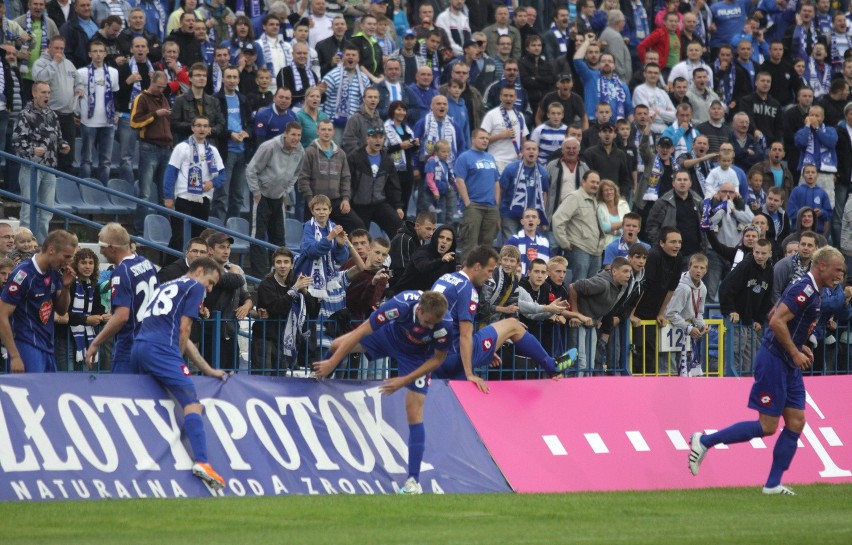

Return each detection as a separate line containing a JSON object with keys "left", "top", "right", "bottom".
{"left": 107, "top": 178, "right": 137, "bottom": 209}
{"left": 225, "top": 217, "right": 250, "bottom": 254}
{"left": 285, "top": 218, "right": 302, "bottom": 252}
{"left": 54, "top": 179, "right": 101, "bottom": 215}
{"left": 79, "top": 178, "right": 132, "bottom": 218}
{"left": 207, "top": 216, "right": 224, "bottom": 227}
{"left": 369, "top": 222, "right": 386, "bottom": 240}
{"left": 143, "top": 214, "right": 171, "bottom": 246}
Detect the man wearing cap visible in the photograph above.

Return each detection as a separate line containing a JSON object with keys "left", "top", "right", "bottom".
{"left": 580, "top": 121, "right": 631, "bottom": 196}
{"left": 636, "top": 127, "right": 676, "bottom": 223}
{"left": 535, "top": 73, "right": 587, "bottom": 128}
{"left": 483, "top": 6, "right": 521, "bottom": 61}
{"left": 348, "top": 124, "right": 405, "bottom": 237}
{"left": 389, "top": 28, "right": 420, "bottom": 85}
{"left": 316, "top": 16, "right": 349, "bottom": 77}
{"left": 203, "top": 231, "right": 253, "bottom": 368}
{"left": 435, "top": 0, "right": 471, "bottom": 58}
{"left": 236, "top": 43, "right": 260, "bottom": 97}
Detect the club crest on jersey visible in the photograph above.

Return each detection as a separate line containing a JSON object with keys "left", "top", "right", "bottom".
{"left": 759, "top": 393, "right": 773, "bottom": 407}
{"left": 526, "top": 247, "right": 538, "bottom": 261}
{"left": 803, "top": 285, "right": 814, "bottom": 297}
{"left": 482, "top": 338, "right": 493, "bottom": 351}
{"left": 384, "top": 308, "right": 399, "bottom": 320}
{"left": 39, "top": 301, "right": 52, "bottom": 324}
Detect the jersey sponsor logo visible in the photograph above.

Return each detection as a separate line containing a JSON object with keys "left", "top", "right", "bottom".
{"left": 7, "top": 284, "right": 18, "bottom": 293}
{"left": 796, "top": 293, "right": 807, "bottom": 305}
{"left": 433, "top": 327, "right": 447, "bottom": 338}
{"left": 39, "top": 301, "right": 53, "bottom": 324}
{"left": 12, "top": 271, "right": 27, "bottom": 284}
{"left": 376, "top": 313, "right": 386, "bottom": 323}
{"left": 759, "top": 392, "right": 773, "bottom": 407}
{"left": 180, "top": 364, "right": 191, "bottom": 377}
{"left": 112, "top": 277, "right": 121, "bottom": 286}
{"left": 384, "top": 308, "right": 399, "bottom": 321}
{"left": 482, "top": 338, "right": 493, "bottom": 351}
{"left": 469, "top": 301, "right": 478, "bottom": 313}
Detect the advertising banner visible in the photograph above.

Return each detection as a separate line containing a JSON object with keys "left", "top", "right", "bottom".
{"left": 0, "top": 375, "right": 510, "bottom": 501}
{"left": 452, "top": 377, "right": 852, "bottom": 493}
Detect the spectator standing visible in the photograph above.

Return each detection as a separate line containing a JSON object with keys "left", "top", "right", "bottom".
{"left": 157, "top": 236, "right": 207, "bottom": 282}
{"left": 646, "top": 170, "right": 703, "bottom": 254}
{"left": 171, "top": 61, "right": 225, "bottom": 142}
{"left": 455, "top": 129, "right": 500, "bottom": 259}
{"left": 390, "top": 225, "right": 457, "bottom": 295}
{"left": 435, "top": 0, "right": 470, "bottom": 58}
{"left": 534, "top": 72, "right": 586, "bottom": 129}
{"left": 316, "top": 15, "right": 347, "bottom": 77}
{"left": 597, "top": 179, "right": 630, "bottom": 246}
{"left": 342, "top": 86, "right": 383, "bottom": 156}
{"left": 581, "top": 120, "right": 631, "bottom": 197}
{"left": 347, "top": 125, "right": 404, "bottom": 238}
{"left": 388, "top": 210, "right": 436, "bottom": 279}
{"left": 254, "top": 14, "right": 292, "bottom": 92}
{"left": 632, "top": 62, "right": 676, "bottom": 135}
{"left": 482, "top": 84, "right": 528, "bottom": 172}
{"left": 552, "top": 170, "right": 606, "bottom": 282}
{"left": 478, "top": 244, "right": 520, "bottom": 324}
{"left": 738, "top": 71, "right": 783, "bottom": 144}
{"left": 787, "top": 164, "right": 833, "bottom": 237}
{"left": 246, "top": 121, "right": 304, "bottom": 277}
{"left": 115, "top": 36, "right": 152, "bottom": 184}
{"left": 77, "top": 40, "right": 119, "bottom": 183}
{"left": 116, "top": 7, "right": 162, "bottom": 63}
{"left": 12, "top": 80, "right": 70, "bottom": 243}
{"left": 506, "top": 208, "right": 550, "bottom": 276}
{"left": 130, "top": 70, "right": 172, "bottom": 232}
{"left": 320, "top": 44, "right": 370, "bottom": 142}
{"left": 685, "top": 68, "right": 720, "bottom": 125}
{"left": 254, "top": 86, "right": 297, "bottom": 144}
{"left": 498, "top": 141, "right": 550, "bottom": 240}
{"left": 750, "top": 141, "right": 794, "bottom": 198}
{"left": 771, "top": 230, "right": 819, "bottom": 304}
{"left": 598, "top": 10, "right": 631, "bottom": 82}
{"left": 664, "top": 253, "right": 709, "bottom": 376}
{"left": 545, "top": 138, "right": 589, "bottom": 221}
{"left": 162, "top": 116, "right": 225, "bottom": 250}
{"left": 794, "top": 104, "right": 838, "bottom": 206}
{"left": 635, "top": 133, "right": 676, "bottom": 223}
{"left": 730, "top": 112, "right": 766, "bottom": 172}
{"left": 212, "top": 65, "right": 251, "bottom": 222}
{"left": 32, "top": 34, "right": 79, "bottom": 175}
{"left": 783, "top": 86, "right": 814, "bottom": 180}
{"left": 15, "top": 0, "right": 61, "bottom": 100}
{"left": 701, "top": 181, "right": 754, "bottom": 300}
{"left": 696, "top": 99, "right": 734, "bottom": 154}
{"left": 59, "top": 0, "right": 98, "bottom": 69}
{"left": 760, "top": 41, "right": 796, "bottom": 106}
{"left": 574, "top": 36, "right": 633, "bottom": 121}
{"left": 483, "top": 6, "right": 521, "bottom": 60}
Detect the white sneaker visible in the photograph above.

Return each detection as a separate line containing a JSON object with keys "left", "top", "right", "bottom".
{"left": 762, "top": 484, "right": 796, "bottom": 496}
{"left": 688, "top": 432, "right": 708, "bottom": 476}
{"left": 398, "top": 476, "right": 423, "bottom": 495}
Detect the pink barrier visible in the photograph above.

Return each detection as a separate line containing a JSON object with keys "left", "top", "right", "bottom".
{"left": 450, "top": 376, "right": 852, "bottom": 493}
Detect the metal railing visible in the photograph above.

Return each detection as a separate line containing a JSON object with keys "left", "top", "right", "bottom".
{"left": 0, "top": 150, "right": 277, "bottom": 285}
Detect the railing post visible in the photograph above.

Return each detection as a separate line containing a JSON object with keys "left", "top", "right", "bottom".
{"left": 212, "top": 311, "right": 222, "bottom": 370}
{"left": 28, "top": 165, "right": 38, "bottom": 228}
{"left": 183, "top": 217, "right": 191, "bottom": 249}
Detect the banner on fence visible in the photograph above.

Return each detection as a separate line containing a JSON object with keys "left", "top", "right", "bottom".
{"left": 452, "top": 376, "right": 852, "bottom": 493}
{"left": 0, "top": 375, "right": 509, "bottom": 501}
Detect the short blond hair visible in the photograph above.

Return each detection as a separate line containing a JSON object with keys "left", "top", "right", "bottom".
{"left": 547, "top": 256, "right": 568, "bottom": 269}
{"left": 499, "top": 244, "right": 521, "bottom": 260}
{"left": 99, "top": 223, "right": 130, "bottom": 248}
{"left": 309, "top": 194, "right": 332, "bottom": 210}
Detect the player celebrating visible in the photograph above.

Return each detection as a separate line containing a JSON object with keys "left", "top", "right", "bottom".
{"left": 431, "top": 245, "right": 574, "bottom": 393}
{"left": 85, "top": 223, "right": 159, "bottom": 373}
{"left": 688, "top": 246, "right": 846, "bottom": 495}
{"left": 313, "top": 290, "right": 452, "bottom": 495}
{"left": 130, "top": 257, "right": 230, "bottom": 490}
{"left": 0, "top": 230, "right": 78, "bottom": 373}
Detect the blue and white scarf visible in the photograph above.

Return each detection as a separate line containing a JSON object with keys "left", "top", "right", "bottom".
{"left": 642, "top": 154, "right": 666, "bottom": 202}
{"left": 129, "top": 56, "right": 154, "bottom": 109}
{"left": 70, "top": 280, "right": 97, "bottom": 366}
{"left": 204, "top": 0, "right": 233, "bottom": 44}
{"left": 419, "top": 40, "right": 440, "bottom": 89}
{"left": 792, "top": 22, "right": 819, "bottom": 60}
{"left": 691, "top": 1, "right": 707, "bottom": 42}
{"left": 500, "top": 105, "right": 525, "bottom": 155}
{"left": 804, "top": 57, "right": 831, "bottom": 97}
{"left": 187, "top": 136, "right": 215, "bottom": 195}
{"left": 291, "top": 63, "right": 316, "bottom": 93}
{"left": 333, "top": 66, "right": 364, "bottom": 122}
{"left": 509, "top": 162, "right": 546, "bottom": 223}
{"left": 87, "top": 64, "right": 115, "bottom": 123}
{"left": 714, "top": 58, "right": 735, "bottom": 105}
{"left": 25, "top": 10, "right": 49, "bottom": 51}
{"left": 631, "top": 0, "right": 649, "bottom": 41}
{"left": 420, "top": 112, "right": 457, "bottom": 165}
{"left": 829, "top": 31, "right": 851, "bottom": 73}
{"left": 235, "top": 0, "right": 262, "bottom": 18}
{"left": 307, "top": 218, "right": 340, "bottom": 299}
{"left": 384, "top": 118, "right": 414, "bottom": 171}
{"left": 597, "top": 73, "right": 627, "bottom": 120}
{"left": 260, "top": 33, "right": 292, "bottom": 72}
{"left": 550, "top": 23, "right": 569, "bottom": 54}
{"left": 281, "top": 290, "right": 308, "bottom": 358}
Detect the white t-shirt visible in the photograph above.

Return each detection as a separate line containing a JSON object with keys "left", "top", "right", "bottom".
{"left": 481, "top": 107, "right": 529, "bottom": 165}
{"left": 169, "top": 139, "right": 225, "bottom": 201}
{"left": 76, "top": 65, "right": 120, "bottom": 127}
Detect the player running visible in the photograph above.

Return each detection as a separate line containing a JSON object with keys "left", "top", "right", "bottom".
{"left": 313, "top": 290, "right": 452, "bottom": 495}
{"left": 85, "top": 223, "right": 159, "bottom": 373}
{"left": 131, "top": 257, "right": 229, "bottom": 490}
{"left": 431, "top": 245, "right": 575, "bottom": 393}
{"left": 688, "top": 246, "right": 846, "bottom": 495}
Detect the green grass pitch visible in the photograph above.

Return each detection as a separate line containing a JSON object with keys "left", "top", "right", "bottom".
{"left": 1, "top": 484, "right": 851, "bottom": 544}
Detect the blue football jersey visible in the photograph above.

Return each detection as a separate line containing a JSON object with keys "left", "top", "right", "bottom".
{"left": 763, "top": 272, "right": 821, "bottom": 365}
{"left": 431, "top": 272, "right": 478, "bottom": 353}
{"left": 111, "top": 255, "right": 159, "bottom": 341}
{"left": 135, "top": 277, "right": 205, "bottom": 349}
{"left": 368, "top": 291, "right": 452, "bottom": 357}
{"left": 0, "top": 259, "right": 63, "bottom": 352}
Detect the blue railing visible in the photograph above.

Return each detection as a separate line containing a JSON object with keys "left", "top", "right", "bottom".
{"left": 0, "top": 150, "right": 277, "bottom": 284}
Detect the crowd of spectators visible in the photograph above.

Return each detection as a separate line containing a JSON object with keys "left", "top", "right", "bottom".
{"left": 4, "top": 0, "right": 852, "bottom": 376}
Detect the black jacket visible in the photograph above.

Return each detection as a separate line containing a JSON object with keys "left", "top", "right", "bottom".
{"left": 171, "top": 90, "right": 226, "bottom": 142}
{"left": 116, "top": 59, "right": 153, "bottom": 113}
{"left": 47, "top": 0, "right": 71, "bottom": 29}
{"left": 719, "top": 253, "right": 773, "bottom": 325}
{"left": 158, "top": 258, "right": 190, "bottom": 283}
{"left": 169, "top": 29, "right": 203, "bottom": 67}
{"left": 634, "top": 247, "right": 682, "bottom": 319}
{"left": 348, "top": 148, "right": 403, "bottom": 208}
{"left": 215, "top": 90, "right": 253, "bottom": 160}
{"left": 390, "top": 225, "right": 457, "bottom": 294}
{"left": 59, "top": 15, "right": 91, "bottom": 69}
{"left": 116, "top": 28, "right": 163, "bottom": 63}
{"left": 316, "top": 34, "right": 350, "bottom": 77}
{"left": 388, "top": 220, "right": 421, "bottom": 278}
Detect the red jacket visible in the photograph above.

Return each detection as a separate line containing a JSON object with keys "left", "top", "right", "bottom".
{"left": 637, "top": 27, "right": 682, "bottom": 67}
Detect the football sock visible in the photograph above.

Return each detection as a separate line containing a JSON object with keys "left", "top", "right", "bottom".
{"left": 766, "top": 427, "right": 800, "bottom": 488}
{"left": 185, "top": 413, "right": 208, "bottom": 464}
{"left": 408, "top": 423, "right": 425, "bottom": 481}
{"left": 701, "top": 420, "right": 764, "bottom": 449}
{"left": 514, "top": 332, "right": 556, "bottom": 373}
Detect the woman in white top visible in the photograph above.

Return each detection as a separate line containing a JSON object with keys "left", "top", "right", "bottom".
{"left": 597, "top": 179, "right": 631, "bottom": 245}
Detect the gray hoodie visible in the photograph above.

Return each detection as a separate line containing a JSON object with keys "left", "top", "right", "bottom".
{"left": 247, "top": 136, "right": 305, "bottom": 200}
{"left": 297, "top": 139, "right": 351, "bottom": 201}
{"left": 32, "top": 52, "right": 82, "bottom": 114}
{"left": 665, "top": 271, "right": 708, "bottom": 331}
{"left": 572, "top": 268, "right": 625, "bottom": 323}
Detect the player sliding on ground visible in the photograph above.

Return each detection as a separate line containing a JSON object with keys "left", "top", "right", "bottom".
{"left": 688, "top": 246, "right": 846, "bottom": 495}
{"left": 430, "top": 245, "right": 576, "bottom": 393}
{"left": 313, "top": 290, "right": 452, "bottom": 495}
